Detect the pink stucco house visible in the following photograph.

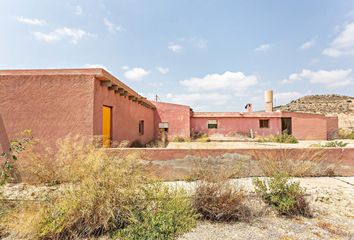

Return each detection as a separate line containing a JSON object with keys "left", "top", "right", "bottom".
{"left": 0, "top": 68, "right": 338, "bottom": 149}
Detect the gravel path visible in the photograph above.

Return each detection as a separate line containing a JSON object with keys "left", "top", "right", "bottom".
{"left": 177, "top": 177, "right": 354, "bottom": 240}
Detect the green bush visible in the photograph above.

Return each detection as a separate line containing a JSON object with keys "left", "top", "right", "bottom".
{"left": 322, "top": 141, "right": 348, "bottom": 148}
{"left": 171, "top": 136, "right": 186, "bottom": 142}
{"left": 191, "top": 132, "right": 210, "bottom": 142}
{"left": 271, "top": 133, "right": 299, "bottom": 144}
{"left": 115, "top": 184, "right": 197, "bottom": 240}
{"left": 338, "top": 128, "right": 354, "bottom": 139}
{"left": 253, "top": 173, "right": 311, "bottom": 217}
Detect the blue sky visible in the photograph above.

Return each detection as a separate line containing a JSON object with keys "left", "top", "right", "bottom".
{"left": 1, "top": 0, "right": 354, "bottom": 111}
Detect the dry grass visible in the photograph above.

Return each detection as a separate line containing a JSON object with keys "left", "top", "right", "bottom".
{"left": 193, "top": 180, "right": 251, "bottom": 222}
{"left": 191, "top": 132, "right": 210, "bottom": 143}
{"left": 15, "top": 136, "right": 142, "bottom": 185}
{"left": 316, "top": 221, "right": 348, "bottom": 237}
{"left": 338, "top": 128, "right": 354, "bottom": 139}
{"left": 3, "top": 136, "right": 148, "bottom": 239}
{"left": 191, "top": 158, "right": 252, "bottom": 222}
{"left": 253, "top": 149, "right": 336, "bottom": 177}
{"left": 1, "top": 135, "right": 197, "bottom": 239}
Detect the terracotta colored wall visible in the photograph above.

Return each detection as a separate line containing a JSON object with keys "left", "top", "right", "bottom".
{"left": 106, "top": 148, "right": 354, "bottom": 178}
{"left": 326, "top": 116, "right": 339, "bottom": 140}
{"left": 93, "top": 79, "right": 155, "bottom": 145}
{"left": 190, "top": 117, "right": 282, "bottom": 137}
{"left": 0, "top": 114, "right": 10, "bottom": 152}
{"left": 284, "top": 112, "right": 328, "bottom": 140}
{"left": 0, "top": 74, "right": 95, "bottom": 146}
{"left": 152, "top": 101, "right": 191, "bottom": 140}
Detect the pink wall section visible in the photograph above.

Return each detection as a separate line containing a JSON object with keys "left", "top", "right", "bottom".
{"left": 326, "top": 116, "right": 339, "bottom": 140}
{"left": 191, "top": 117, "right": 282, "bottom": 137}
{"left": 0, "top": 74, "right": 95, "bottom": 146}
{"left": 283, "top": 112, "right": 328, "bottom": 140}
{"left": 93, "top": 79, "right": 155, "bottom": 145}
{"left": 152, "top": 101, "right": 191, "bottom": 140}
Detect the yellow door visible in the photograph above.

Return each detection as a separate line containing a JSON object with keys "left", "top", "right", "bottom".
{"left": 102, "top": 106, "right": 111, "bottom": 148}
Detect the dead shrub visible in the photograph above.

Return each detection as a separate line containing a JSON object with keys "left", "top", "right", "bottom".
{"left": 191, "top": 156, "right": 252, "bottom": 222}
{"left": 253, "top": 149, "right": 336, "bottom": 177}
{"left": 193, "top": 180, "right": 251, "bottom": 222}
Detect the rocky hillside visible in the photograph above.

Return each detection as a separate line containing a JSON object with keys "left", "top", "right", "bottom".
{"left": 275, "top": 94, "right": 354, "bottom": 114}
{"left": 275, "top": 94, "right": 354, "bottom": 129}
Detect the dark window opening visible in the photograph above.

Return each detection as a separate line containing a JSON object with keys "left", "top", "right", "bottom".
{"left": 259, "top": 119, "right": 269, "bottom": 128}
{"left": 159, "top": 122, "right": 169, "bottom": 132}
{"left": 139, "top": 120, "right": 144, "bottom": 135}
{"left": 208, "top": 120, "right": 218, "bottom": 129}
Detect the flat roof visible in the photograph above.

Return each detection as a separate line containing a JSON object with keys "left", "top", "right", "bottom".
{"left": 192, "top": 111, "right": 326, "bottom": 118}
{"left": 0, "top": 68, "right": 155, "bottom": 109}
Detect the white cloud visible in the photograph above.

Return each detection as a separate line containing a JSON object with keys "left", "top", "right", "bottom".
{"left": 122, "top": 65, "right": 130, "bottom": 70}
{"left": 168, "top": 43, "right": 183, "bottom": 53}
{"left": 156, "top": 66, "right": 169, "bottom": 74}
{"left": 124, "top": 67, "right": 150, "bottom": 81}
{"left": 254, "top": 43, "right": 271, "bottom": 52}
{"left": 15, "top": 16, "right": 46, "bottom": 26}
{"left": 103, "top": 18, "right": 125, "bottom": 33}
{"left": 300, "top": 37, "right": 317, "bottom": 50}
{"left": 180, "top": 71, "right": 258, "bottom": 92}
{"left": 166, "top": 93, "right": 231, "bottom": 107}
{"left": 280, "top": 69, "right": 353, "bottom": 88}
{"left": 83, "top": 64, "right": 108, "bottom": 70}
{"left": 195, "top": 39, "right": 208, "bottom": 49}
{"left": 32, "top": 27, "right": 92, "bottom": 44}
{"left": 322, "top": 22, "right": 354, "bottom": 57}
{"left": 75, "top": 5, "right": 83, "bottom": 15}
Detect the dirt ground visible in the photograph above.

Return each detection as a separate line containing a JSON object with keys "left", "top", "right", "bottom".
{"left": 175, "top": 177, "right": 354, "bottom": 240}
{"left": 167, "top": 140, "right": 354, "bottom": 149}
{"left": 1, "top": 177, "right": 353, "bottom": 240}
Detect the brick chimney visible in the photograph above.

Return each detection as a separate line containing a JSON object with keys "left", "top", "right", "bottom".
{"left": 245, "top": 103, "right": 253, "bottom": 112}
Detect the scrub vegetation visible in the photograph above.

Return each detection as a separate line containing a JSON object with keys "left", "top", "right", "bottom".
{"left": 0, "top": 136, "right": 197, "bottom": 240}
{"left": 0, "top": 132, "right": 343, "bottom": 239}
{"left": 258, "top": 133, "right": 299, "bottom": 144}
{"left": 338, "top": 128, "right": 354, "bottom": 139}
{"left": 253, "top": 173, "right": 312, "bottom": 217}
{"left": 253, "top": 149, "right": 334, "bottom": 177}
{"left": 310, "top": 140, "right": 348, "bottom": 148}
{"left": 191, "top": 132, "right": 210, "bottom": 142}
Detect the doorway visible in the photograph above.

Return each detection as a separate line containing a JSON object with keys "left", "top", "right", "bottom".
{"left": 281, "top": 117, "right": 292, "bottom": 135}
{"left": 102, "top": 106, "right": 112, "bottom": 148}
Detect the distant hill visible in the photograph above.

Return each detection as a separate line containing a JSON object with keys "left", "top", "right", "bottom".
{"left": 274, "top": 94, "right": 354, "bottom": 129}
{"left": 275, "top": 94, "right": 354, "bottom": 114}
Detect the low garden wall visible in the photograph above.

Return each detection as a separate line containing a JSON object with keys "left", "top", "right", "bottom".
{"left": 106, "top": 148, "right": 354, "bottom": 180}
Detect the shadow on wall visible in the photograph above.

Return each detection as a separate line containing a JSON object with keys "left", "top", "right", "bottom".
{"left": 0, "top": 114, "right": 10, "bottom": 152}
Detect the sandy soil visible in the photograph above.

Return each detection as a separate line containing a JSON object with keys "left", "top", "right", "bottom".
{"left": 176, "top": 177, "right": 354, "bottom": 240}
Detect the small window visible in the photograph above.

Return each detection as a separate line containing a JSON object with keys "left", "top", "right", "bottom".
{"left": 159, "top": 122, "right": 169, "bottom": 132}
{"left": 139, "top": 120, "right": 144, "bottom": 135}
{"left": 159, "top": 122, "right": 169, "bottom": 129}
{"left": 259, "top": 119, "right": 269, "bottom": 128}
{"left": 208, "top": 120, "right": 218, "bottom": 129}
